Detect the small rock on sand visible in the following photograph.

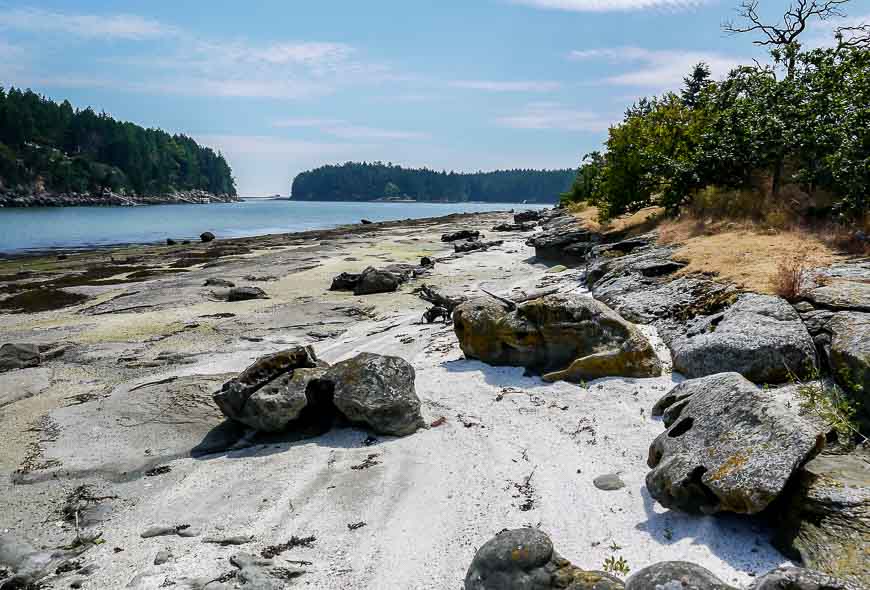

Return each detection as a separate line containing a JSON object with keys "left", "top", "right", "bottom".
{"left": 593, "top": 473, "right": 625, "bottom": 491}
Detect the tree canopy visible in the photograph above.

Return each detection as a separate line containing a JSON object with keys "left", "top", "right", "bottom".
{"left": 291, "top": 162, "right": 574, "bottom": 203}
{"left": 562, "top": 2, "right": 869, "bottom": 221}
{"left": 0, "top": 88, "right": 236, "bottom": 197}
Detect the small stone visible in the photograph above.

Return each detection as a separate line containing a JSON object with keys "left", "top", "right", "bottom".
{"left": 153, "top": 550, "right": 172, "bottom": 565}
{"left": 593, "top": 473, "right": 625, "bottom": 491}
{"left": 200, "top": 231, "right": 215, "bottom": 242}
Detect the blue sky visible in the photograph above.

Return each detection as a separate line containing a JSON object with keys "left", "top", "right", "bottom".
{"left": 2, "top": 0, "right": 867, "bottom": 195}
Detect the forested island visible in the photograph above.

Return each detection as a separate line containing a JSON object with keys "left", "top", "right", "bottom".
{"left": 291, "top": 162, "right": 574, "bottom": 203}
{"left": 0, "top": 88, "right": 237, "bottom": 207}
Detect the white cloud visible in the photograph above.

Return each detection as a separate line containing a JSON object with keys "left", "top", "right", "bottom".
{"left": 0, "top": 7, "right": 175, "bottom": 40}
{"left": 511, "top": 0, "right": 708, "bottom": 12}
{"left": 569, "top": 46, "right": 741, "bottom": 89}
{"left": 496, "top": 102, "right": 613, "bottom": 132}
{"left": 449, "top": 80, "right": 562, "bottom": 92}
{"left": 274, "top": 118, "right": 427, "bottom": 140}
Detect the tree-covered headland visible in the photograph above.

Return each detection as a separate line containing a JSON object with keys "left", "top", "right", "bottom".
{"left": 0, "top": 88, "right": 236, "bottom": 198}
{"left": 561, "top": 0, "right": 869, "bottom": 224}
{"left": 291, "top": 162, "right": 575, "bottom": 203}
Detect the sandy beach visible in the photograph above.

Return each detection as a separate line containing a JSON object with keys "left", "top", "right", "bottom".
{"left": 0, "top": 211, "right": 791, "bottom": 589}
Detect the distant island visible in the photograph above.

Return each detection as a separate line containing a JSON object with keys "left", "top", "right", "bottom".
{"left": 291, "top": 162, "right": 574, "bottom": 203}
{"left": 0, "top": 88, "right": 237, "bottom": 207}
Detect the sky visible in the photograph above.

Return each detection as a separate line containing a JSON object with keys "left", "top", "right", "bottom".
{"left": 1, "top": 0, "right": 867, "bottom": 196}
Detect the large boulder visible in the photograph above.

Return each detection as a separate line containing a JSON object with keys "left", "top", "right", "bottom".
{"left": 464, "top": 529, "right": 623, "bottom": 590}
{"left": 647, "top": 372, "right": 826, "bottom": 514}
{"left": 325, "top": 353, "right": 425, "bottom": 436}
{"left": 453, "top": 293, "right": 662, "bottom": 382}
{"left": 0, "top": 343, "right": 41, "bottom": 373}
{"left": 233, "top": 367, "right": 328, "bottom": 433}
{"left": 526, "top": 226, "right": 595, "bottom": 262}
{"left": 670, "top": 294, "right": 818, "bottom": 384}
{"left": 514, "top": 210, "right": 543, "bottom": 223}
{"left": 214, "top": 347, "right": 319, "bottom": 423}
{"left": 748, "top": 566, "right": 863, "bottom": 590}
{"left": 773, "top": 451, "right": 870, "bottom": 587}
{"left": 624, "top": 562, "right": 736, "bottom": 590}
{"left": 353, "top": 267, "right": 403, "bottom": 295}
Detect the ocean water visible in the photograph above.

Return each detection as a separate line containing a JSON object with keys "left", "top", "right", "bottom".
{"left": 0, "top": 200, "right": 550, "bottom": 254}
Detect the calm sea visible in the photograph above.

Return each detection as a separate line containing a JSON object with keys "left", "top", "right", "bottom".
{"left": 0, "top": 200, "right": 549, "bottom": 254}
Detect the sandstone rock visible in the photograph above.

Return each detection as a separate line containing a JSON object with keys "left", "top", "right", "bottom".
{"left": 200, "top": 231, "right": 215, "bottom": 242}
{"left": 493, "top": 222, "right": 536, "bottom": 232}
{"left": 526, "top": 226, "right": 595, "bottom": 262}
{"left": 748, "top": 566, "right": 863, "bottom": 590}
{"left": 625, "top": 562, "right": 736, "bottom": 590}
{"left": 214, "top": 347, "right": 319, "bottom": 423}
{"left": 464, "top": 528, "right": 623, "bottom": 590}
{"left": 204, "top": 278, "right": 236, "bottom": 288}
{"left": 455, "top": 240, "right": 504, "bottom": 254}
{"left": 325, "top": 353, "right": 425, "bottom": 436}
{"left": 774, "top": 451, "right": 870, "bottom": 587}
{"left": 230, "top": 552, "right": 304, "bottom": 589}
{"left": 670, "top": 294, "right": 818, "bottom": 384}
{"left": 453, "top": 293, "right": 662, "bottom": 382}
{"left": 227, "top": 286, "right": 268, "bottom": 302}
{"left": 647, "top": 372, "right": 826, "bottom": 514}
{"left": 354, "top": 267, "right": 403, "bottom": 295}
{"left": 442, "top": 230, "right": 481, "bottom": 242}
{"left": 0, "top": 343, "right": 41, "bottom": 373}
{"left": 234, "top": 367, "right": 328, "bottom": 433}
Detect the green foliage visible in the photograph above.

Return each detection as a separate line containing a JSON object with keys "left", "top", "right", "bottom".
{"left": 602, "top": 555, "right": 630, "bottom": 576}
{"left": 561, "top": 43, "right": 870, "bottom": 220}
{"left": 788, "top": 366, "right": 865, "bottom": 444}
{"left": 291, "top": 162, "right": 574, "bottom": 203}
{"left": 0, "top": 87, "right": 235, "bottom": 197}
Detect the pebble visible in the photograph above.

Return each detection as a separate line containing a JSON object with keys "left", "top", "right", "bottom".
{"left": 593, "top": 473, "right": 626, "bottom": 491}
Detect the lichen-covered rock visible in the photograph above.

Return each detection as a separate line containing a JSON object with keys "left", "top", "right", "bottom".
{"left": 647, "top": 372, "right": 826, "bottom": 514}
{"left": 805, "top": 281, "right": 870, "bottom": 313}
{"left": 625, "top": 562, "right": 736, "bottom": 590}
{"left": 670, "top": 294, "right": 818, "bottom": 384}
{"left": 773, "top": 451, "right": 870, "bottom": 588}
{"left": 0, "top": 343, "right": 41, "bottom": 373}
{"left": 748, "top": 566, "right": 863, "bottom": 590}
{"left": 325, "top": 353, "right": 425, "bottom": 436}
{"left": 464, "top": 529, "right": 623, "bottom": 590}
{"left": 214, "top": 346, "right": 319, "bottom": 423}
{"left": 453, "top": 293, "right": 662, "bottom": 382}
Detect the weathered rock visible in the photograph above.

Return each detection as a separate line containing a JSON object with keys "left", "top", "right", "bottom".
{"left": 166, "top": 238, "right": 177, "bottom": 246}
{"left": 324, "top": 353, "right": 425, "bottom": 436}
{"left": 825, "top": 312, "right": 870, "bottom": 421}
{"left": 453, "top": 293, "right": 662, "bottom": 382}
{"left": 234, "top": 367, "right": 328, "bottom": 433}
{"left": 227, "top": 286, "right": 268, "bottom": 302}
{"left": 442, "top": 229, "right": 481, "bottom": 242}
{"left": 593, "top": 473, "right": 625, "bottom": 491}
{"left": 455, "top": 240, "right": 504, "bottom": 254}
{"left": 360, "top": 218, "right": 373, "bottom": 225}
{"left": 0, "top": 343, "right": 41, "bottom": 373}
{"left": 805, "top": 281, "right": 870, "bottom": 313}
{"left": 204, "top": 278, "right": 236, "bottom": 288}
{"left": 153, "top": 550, "right": 172, "bottom": 565}
{"left": 0, "top": 367, "right": 52, "bottom": 408}
{"left": 647, "top": 372, "right": 826, "bottom": 514}
{"left": 464, "top": 529, "right": 624, "bottom": 590}
{"left": 748, "top": 566, "right": 863, "bottom": 590}
{"left": 514, "top": 210, "right": 543, "bottom": 223}
{"left": 625, "top": 562, "right": 736, "bottom": 590}
{"left": 526, "top": 226, "right": 594, "bottom": 262}
{"left": 200, "top": 231, "right": 216, "bottom": 242}
{"left": 670, "top": 294, "right": 818, "bottom": 384}
{"left": 330, "top": 271, "right": 362, "bottom": 291}
{"left": 493, "top": 222, "right": 536, "bottom": 232}
{"left": 214, "top": 347, "right": 319, "bottom": 423}
{"left": 230, "top": 552, "right": 304, "bottom": 589}
{"left": 0, "top": 534, "right": 83, "bottom": 588}
{"left": 353, "top": 267, "right": 403, "bottom": 295}
{"left": 773, "top": 451, "right": 870, "bottom": 587}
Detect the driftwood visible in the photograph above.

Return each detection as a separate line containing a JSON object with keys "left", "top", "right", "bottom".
{"left": 480, "top": 287, "right": 560, "bottom": 311}
{"left": 417, "top": 284, "right": 465, "bottom": 312}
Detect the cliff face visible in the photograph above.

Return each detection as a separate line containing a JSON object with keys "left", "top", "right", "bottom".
{"left": 0, "top": 188, "right": 241, "bottom": 207}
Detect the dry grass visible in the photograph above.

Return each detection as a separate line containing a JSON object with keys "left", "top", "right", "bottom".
{"left": 659, "top": 217, "right": 844, "bottom": 294}
{"left": 770, "top": 253, "right": 811, "bottom": 302}
{"left": 571, "top": 205, "right": 664, "bottom": 237}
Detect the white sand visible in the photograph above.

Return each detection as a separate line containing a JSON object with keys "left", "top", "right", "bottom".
{"left": 70, "top": 235, "right": 788, "bottom": 589}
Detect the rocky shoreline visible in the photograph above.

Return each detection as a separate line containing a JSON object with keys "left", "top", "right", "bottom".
{"left": 0, "top": 188, "right": 240, "bottom": 207}
{"left": 0, "top": 208, "right": 867, "bottom": 589}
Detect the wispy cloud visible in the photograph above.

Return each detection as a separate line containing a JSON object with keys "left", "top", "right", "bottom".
{"left": 0, "top": 7, "right": 176, "bottom": 40}
{"left": 511, "top": 0, "right": 708, "bottom": 12}
{"left": 496, "top": 102, "right": 613, "bottom": 132}
{"left": 449, "top": 80, "right": 562, "bottom": 92}
{"left": 569, "top": 46, "right": 741, "bottom": 88}
{"left": 274, "top": 118, "right": 427, "bottom": 140}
